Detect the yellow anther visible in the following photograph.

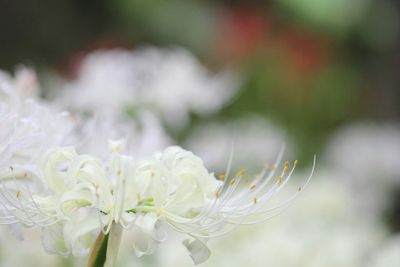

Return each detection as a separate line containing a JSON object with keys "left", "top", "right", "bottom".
{"left": 272, "top": 165, "right": 277, "bottom": 171}
{"left": 263, "top": 163, "right": 270, "bottom": 170}
{"left": 277, "top": 176, "right": 283, "bottom": 185}
{"left": 218, "top": 174, "right": 225, "bottom": 180}
{"left": 229, "top": 178, "right": 236, "bottom": 185}
{"left": 215, "top": 192, "right": 221, "bottom": 198}
{"left": 16, "top": 191, "right": 21, "bottom": 198}
{"left": 294, "top": 160, "right": 298, "bottom": 166}
{"left": 250, "top": 184, "right": 257, "bottom": 190}
{"left": 236, "top": 168, "right": 246, "bottom": 177}
{"left": 284, "top": 161, "right": 289, "bottom": 167}
{"left": 252, "top": 197, "right": 257, "bottom": 204}
{"left": 298, "top": 186, "right": 302, "bottom": 192}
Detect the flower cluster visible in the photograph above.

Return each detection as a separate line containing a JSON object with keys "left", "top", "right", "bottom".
{"left": 0, "top": 138, "right": 313, "bottom": 264}
{"left": 0, "top": 64, "right": 314, "bottom": 266}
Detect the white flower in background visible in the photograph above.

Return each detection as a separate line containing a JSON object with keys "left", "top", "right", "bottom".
{"left": 0, "top": 67, "right": 39, "bottom": 99}
{"left": 0, "top": 70, "right": 74, "bottom": 179}
{"left": 368, "top": 234, "right": 400, "bottom": 267}
{"left": 325, "top": 122, "right": 400, "bottom": 218}
{"left": 185, "top": 116, "right": 291, "bottom": 172}
{"left": 0, "top": 142, "right": 313, "bottom": 265}
{"left": 71, "top": 112, "right": 172, "bottom": 160}
{"left": 59, "top": 47, "right": 238, "bottom": 128}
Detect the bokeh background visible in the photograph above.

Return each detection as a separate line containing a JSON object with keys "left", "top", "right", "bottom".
{"left": 0, "top": 0, "right": 399, "bottom": 266}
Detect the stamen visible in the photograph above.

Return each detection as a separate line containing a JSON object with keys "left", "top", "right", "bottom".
{"left": 272, "top": 165, "right": 277, "bottom": 171}
{"left": 229, "top": 179, "right": 236, "bottom": 185}
{"left": 284, "top": 161, "right": 289, "bottom": 167}
{"left": 218, "top": 174, "right": 225, "bottom": 180}
{"left": 277, "top": 176, "right": 283, "bottom": 185}
{"left": 249, "top": 184, "right": 257, "bottom": 191}
{"left": 215, "top": 192, "right": 221, "bottom": 198}
{"left": 298, "top": 186, "right": 302, "bottom": 192}
{"left": 263, "top": 163, "right": 269, "bottom": 170}
{"left": 252, "top": 197, "right": 257, "bottom": 204}
{"left": 294, "top": 160, "right": 298, "bottom": 166}
{"left": 16, "top": 191, "right": 21, "bottom": 198}
{"left": 236, "top": 168, "right": 246, "bottom": 177}
{"left": 283, "top": 166, "right": 288, "bottom": 173}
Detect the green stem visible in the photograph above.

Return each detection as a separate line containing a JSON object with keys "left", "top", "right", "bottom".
{"left": 87, "top": 231, "right": 109, "bottom": 267}
{"left": 86, "top": 223, "right": 123, "bottom": 267}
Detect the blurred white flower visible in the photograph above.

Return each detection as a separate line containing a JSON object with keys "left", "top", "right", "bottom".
{"left": 72, "top": 112, "right": 172, "bottom": 160}
{"left": 185, "top": 116, "right": 291, "bottom": 172}
{"left": 0, "top": 142, "right": 312, "bottom": 265}
{"left": 0, "top": 67, "right": 39, "bottom": 99}
{"left": 368, "top": 234, "right": 400, "bottom": 267}
{"left": 59, "top": 47, "right": 238, "bottom": 128}
{"left": 325, "top": 122, "right": 400, "bottom": 218}
{"left": 0, "top": 70, "right": 74, "bottom": 179}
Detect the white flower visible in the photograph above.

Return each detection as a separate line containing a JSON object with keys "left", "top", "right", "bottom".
{"left": 185, "top": 116, "right": 291, "bottom": 172}
{"left": 0, "top": 71, "right": 74, "bottom": 180}
{"left": 325, "top": 122, "right": 400, "bottom": 218}
{"left": 153, "top": 171, "right": 384, "bottom": 267}
{"left": 58, "top": 47, "right": 238, "bottom": 128}
{"left": 71, "top": 111, "right": 172, "bottom": 160}
{"left": 0, "top": 143, "right": 313, "bottom": 265}
{"left": 368, "top": 234, "right": 400, "bottom": 267}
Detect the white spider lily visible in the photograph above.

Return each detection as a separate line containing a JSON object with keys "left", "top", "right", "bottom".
{"left": 0, "top": 141, "right": 314, "bottom": 265}
{"left": 0, "top": 70, "right": 73, "bottom": 175}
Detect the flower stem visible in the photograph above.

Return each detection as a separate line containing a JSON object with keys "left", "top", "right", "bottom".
{"left": 104, "top": 223, "right": 123, "bottom": 267}
{"left": 87, "top": 231, "right": 108, "bottom": 267}
{"left": 86, "top": 223, "right": 123, "bottom": 267}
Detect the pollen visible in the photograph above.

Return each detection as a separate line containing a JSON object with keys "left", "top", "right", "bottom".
{"left": 252, "top": 197, "right": 257, "bottom": 204}
{"left": 294, "top": 160, "right": 298, "bottom": 166}
{"left": 16, "top": 191, "right": 21, "bottom": 198}
{"left": 229, "top": 178, "right": 236, "bottom": 185}
{"left": 215, "top": 191, "right": 221, "bottom": 198}
{"left": 272, "top": 165, "right": 277, "bottom": 171}
{"left": 236, "top": 168, "right": 246, "bottom": 177}
{"left": 277, "top": 176, "right": 283, "bottom": 185}
{"left": 218, "top": 174, "right": 225, "bottom": 180}
{"left": 284, "top": 161, "right": 289, "bottom": 167}
{"left": 250, "top": 184, "right": 257, "bottom": 190}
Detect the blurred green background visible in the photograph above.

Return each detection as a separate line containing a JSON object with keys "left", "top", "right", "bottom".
{"left": 1, "top": 0, "right": 399, "bottom": 161}
{"left": 1, "top": 1, "right": 400, "bottom": 266}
